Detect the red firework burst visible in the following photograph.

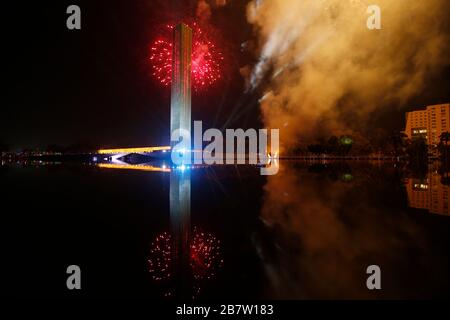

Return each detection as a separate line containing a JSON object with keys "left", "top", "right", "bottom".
{"left": 149, "top": 24, "right": 223, "bottom": 90}
{"left": 148, "top": 228, "right": 223, "bottom": 282}
{"left": 190, "top": 227, "right": 224, "bottom": 281}
{"left": 148, "top": 232, "right": 172, "bottom": 281}
{"left": 149, "top": 40, "right": 173, "bottom": 86}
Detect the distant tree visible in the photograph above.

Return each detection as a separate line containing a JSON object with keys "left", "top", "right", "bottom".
{"left": 308, "top": 135, "right": 353, "bottom": 156}
{"left": 406, "top": 136, "right": 428, "bottom": 165}
{"left": 292, "top": 145, "right": 306, "bottom": 156}
{"left": 307, "top": 144, "right": 317, "bottom": 154}
{"left": 45, "top": 144, "right": 64, "bottom": 153}
{"left": 307, "top": 144, "right": 326, "bottom": 155}
{"left": 20, "top": 148, "right": 33, "bottom": 157}
{"left": 367, "top": 128, "right": 389, "bottom": 152}
{"left": 358, "top": 143, "right": 374, "bottom": 155}
{"left": 0, "top": 140, "right": 10, "bottom": 156}
{"left": 388, "top": 131, "right": 408, "bottom": 158}
{"left": 326, "top": 136, "right": 339, "bottom": 154}
{"left": 440, "top": 131, "right": 450, "bottom": 143}
{"left": 438, "top": 132, "right": 450, "bottom": 163}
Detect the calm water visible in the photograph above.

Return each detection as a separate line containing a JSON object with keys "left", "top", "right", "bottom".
{"left": 1, "top": 160, "right": 449, "bottom": 299}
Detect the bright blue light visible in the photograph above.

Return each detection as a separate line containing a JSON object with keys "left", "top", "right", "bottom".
{"left": 173, "top": 164, "right": 191, "bottom": 172}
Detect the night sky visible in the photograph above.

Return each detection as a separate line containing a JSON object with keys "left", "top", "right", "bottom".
{"left": 3, "top": 0, "right": 256, "bottom": 150}
{"left": 2, "top": 0, "right": 450, "bottom": 150}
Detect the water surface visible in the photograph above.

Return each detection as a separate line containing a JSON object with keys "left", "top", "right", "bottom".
{"left": 1, "top": 160, "right": 449, "bottom": 299}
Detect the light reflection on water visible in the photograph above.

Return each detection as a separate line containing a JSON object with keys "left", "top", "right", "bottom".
{"left": 1, "top": 159, "right": 449, "bottom": 299}
{"left": 258, "top": 161, "right": 449, "bottom": 299}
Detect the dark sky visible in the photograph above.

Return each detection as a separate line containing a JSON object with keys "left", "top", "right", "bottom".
{"left": 2, "top": 0, "right": 256, "bottom": 150}
{"left": 2, "top": 1, "right": 450, "bottom": 150}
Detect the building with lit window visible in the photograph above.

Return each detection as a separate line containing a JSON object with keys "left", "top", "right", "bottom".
{"left": 404, "top": 103, "right": 450, "bottom": 145}
{"left": 405, "top": 173, "right": 449, "bottom": 216}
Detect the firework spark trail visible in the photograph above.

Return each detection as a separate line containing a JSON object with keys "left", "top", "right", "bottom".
{"left": 148, "top": 232, "right": 172, "bottom": 281}
{"left": 148, "top": 228, "right": 223, "bottom": 282}
{"left": 149, "top": 24, "right": 224, "bottom": 90}
{"left": 190, "top": 227, "right": 224, "bottom": 280}
{"left": 149, "top": 40, "right": 173, "bottom": 85}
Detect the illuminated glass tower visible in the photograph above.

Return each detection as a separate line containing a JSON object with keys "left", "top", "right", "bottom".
{"left": 170, "top": 23, "right": 192, "bottom": 147}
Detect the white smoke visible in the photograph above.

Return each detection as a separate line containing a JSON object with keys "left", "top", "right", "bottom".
{"left": 246, "top": 0, "right": 450, "bottom": 149}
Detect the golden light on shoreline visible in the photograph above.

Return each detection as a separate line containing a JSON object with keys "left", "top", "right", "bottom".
{"left": 97, "top": 163, "right": 171, "bottom": 173}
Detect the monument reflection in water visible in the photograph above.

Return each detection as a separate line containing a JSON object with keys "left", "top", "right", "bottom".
{"left": 148, "top": 166, "right": 223, "bottom": 299}
{"left": 169, "top": 169, "right": 192, "bottom": 298}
